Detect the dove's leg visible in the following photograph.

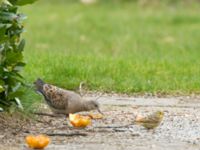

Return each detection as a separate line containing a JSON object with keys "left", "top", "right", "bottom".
{"left": 64, "top": 100, "right": 69, "bottom": 118}
{"left": 64, "top": 98, "right": 71, "bottom": 126}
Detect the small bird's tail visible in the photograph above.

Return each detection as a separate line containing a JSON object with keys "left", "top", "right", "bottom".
{"left": 34, "top": 78, "right": 45, "bottom": 94}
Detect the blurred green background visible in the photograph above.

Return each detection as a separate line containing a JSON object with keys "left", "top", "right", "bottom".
{"left": 20, "top": 0, "right": 200, "bottom": 104}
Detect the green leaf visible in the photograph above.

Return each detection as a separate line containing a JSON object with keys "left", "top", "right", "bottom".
{"left": 14, "top": 97, "right": 23, "bottom": 109}
{"left": 13, "top": 62, "right": 26, "bottom": 72}
{"left": 12, "top": 82, "right": 21, "bottom": 92}
{"left": 15, "top": 72, "right": 24, "bottom": 78}
{"left": 0, "top": 66, "right": 3, "bottom": 74}
{"left": 8, "top": 0, "right": 38, "bottom": 6}
{"left": 0, "top": 23, "right": 12, "bottom": 29}
{"left": 0, "top": 25, "right": 8, "bottom": 44}
{"left": 6, "top": 0, "right": 17, "bottom": 5}
{"left": 0, "top": 107, "right": 3, "bottom": 112}
{"left": 15, "top": 13, "right": 27, "bottom": 22}
{"left": 5, "top": 51, "right": 23, "bottom": 65}
{"left": 0, "top": 25, "right": 6, "bottom": 36}
{"left": 8, "top": 90, "right": 23, "bottom": 99}
{"left": 18, "top": 39, "right": 25, "bottom": 51}
{"left": 0, "top": 36, "right": 8, "bottom": 44}
{"left": 7, "top": 5, "right": 18, "bottom": 13}
{"left": 0, "top": 99, "right": 10, "bottom": 106}
{"left": 0, "top": 79, "right": 4, "bottom": 85}
{"left": 0, "top": 85, "right": 4, "bottom": 92}
{"left": 0, "top": 11, "right": 17, "bottom": 21}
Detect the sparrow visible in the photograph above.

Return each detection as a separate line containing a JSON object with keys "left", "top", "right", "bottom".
{"left": 135, "top": 111, "right": 164, "bottom": 130}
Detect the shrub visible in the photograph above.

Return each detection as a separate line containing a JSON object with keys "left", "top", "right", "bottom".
{"left": 0, "top": 0, "right": 37, "bottom": 111}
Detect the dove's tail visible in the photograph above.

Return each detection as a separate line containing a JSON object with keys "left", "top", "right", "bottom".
{"left": 34, "top": 78, "right": 45, "bottom": 94}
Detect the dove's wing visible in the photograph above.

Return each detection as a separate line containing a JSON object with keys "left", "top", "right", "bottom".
{"left": 42, "top": 84, "right": 68, "bottom": 109}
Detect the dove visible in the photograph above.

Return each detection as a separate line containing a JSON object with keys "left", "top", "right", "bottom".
{"left": 135, "top": 111, "right": 164, "bottom": 130}
{"left": 34, "top": 78, "right": 101, "bottom": 115}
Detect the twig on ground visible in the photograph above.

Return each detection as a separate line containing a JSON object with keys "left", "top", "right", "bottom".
{"left": 113, "top": 128, "right": 129, "bottom": 132}
{"left": 95, "top": 123, "right": 135, "bottom": 129}
{"left": 86, "top": 127, "right": 136, "bottom": 133}
{"left": 33, "top": 112, "right": 64, "bottom": 118}
{"left": 35, "top": 119, "right": 49, "bottom": 124}
{"left": 45, "top": 132, "right": 88, "bottom": 137}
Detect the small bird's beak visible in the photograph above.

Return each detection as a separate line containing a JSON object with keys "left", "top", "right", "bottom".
{"left": 97, "top": 108, "right": 103, "bottom": 114}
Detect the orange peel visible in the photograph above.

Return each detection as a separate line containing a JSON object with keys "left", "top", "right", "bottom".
{"left": 69, "top": 114, "right": 91, "bottom": 128}
{"left": 25, "top": 134, "right": 50, "bottom": 149}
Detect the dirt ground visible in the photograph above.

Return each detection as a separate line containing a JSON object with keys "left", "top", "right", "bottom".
{"left": 1, "top": 94, "right": 200, "bottom": 150}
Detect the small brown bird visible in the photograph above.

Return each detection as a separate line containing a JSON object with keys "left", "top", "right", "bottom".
{"left": 135, "top": 111, "right": 164, "bottom": 130}
{"left": 34, "top": 78, "right": 101, "bottom": 115}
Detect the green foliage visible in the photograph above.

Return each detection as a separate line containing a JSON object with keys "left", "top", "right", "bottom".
{"left": 8, "top": 0, "right": 38, "bottom": 6}
{"left": 0, "top": 0, "right": 36, "bottom": 111}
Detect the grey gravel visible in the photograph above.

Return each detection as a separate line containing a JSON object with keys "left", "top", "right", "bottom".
{"left": 1, "top": 95, "right": 200, "bottom": 150}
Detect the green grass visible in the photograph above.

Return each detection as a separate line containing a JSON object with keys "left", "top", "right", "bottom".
{"left": 20, "top": 0, "right": 200, "bottom": 101}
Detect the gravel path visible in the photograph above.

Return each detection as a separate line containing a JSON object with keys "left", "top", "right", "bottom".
{"left": 1, "top": 95, "right": 200, "bottom": 150}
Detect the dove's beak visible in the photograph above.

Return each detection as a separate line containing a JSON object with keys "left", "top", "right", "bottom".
{"left": 97, "top": 108, "right": 103, "bottom": 114}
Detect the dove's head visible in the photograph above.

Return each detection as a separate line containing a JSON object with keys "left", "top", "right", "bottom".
{"left": 85, "top": 100, "right": 102, "bottom": 114}
{"left": 33, "top": 78, "right": 45, "bottom": 93}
